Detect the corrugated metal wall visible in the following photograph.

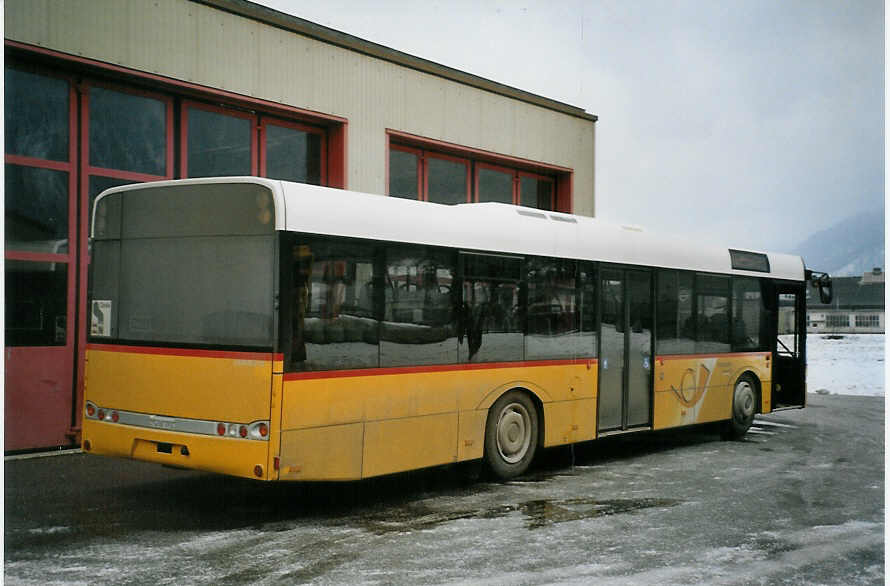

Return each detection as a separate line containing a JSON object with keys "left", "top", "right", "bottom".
{"left": 6, "top": 0, "right": 596, "bottom": 215}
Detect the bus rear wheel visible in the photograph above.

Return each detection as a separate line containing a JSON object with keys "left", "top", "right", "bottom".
{"left": 484, "top": 390, "right": 539, "bottom": 480}
{"left": 723, "top": 374, "right": 758, "bottom": 440}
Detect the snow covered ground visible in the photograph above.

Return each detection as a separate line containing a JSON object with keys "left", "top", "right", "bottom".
{"left": 805, "top": 333, "right": 884, "bottom": 397}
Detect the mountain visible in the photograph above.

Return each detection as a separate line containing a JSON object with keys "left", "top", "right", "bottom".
{"left": 793, "top": 210, "right": 884, "bottom": 277}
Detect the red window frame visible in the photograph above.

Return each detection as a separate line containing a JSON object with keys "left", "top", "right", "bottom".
{"left": 423, "top": 151, "right": 471, "bottom": 204}
{"left": 386, "top": 129, "right": 572, "bottom": 212}
{"left": 475, "top": 161, "right": 519, "bottom": 204}
{"left": 5, "top": 66, "right": 78, "bottom": 322}
{"left": 259, "top": 116, "right": 328, "bottom": 184}
{"left": 180, "top": 100, "right": 259, "bottom": 178}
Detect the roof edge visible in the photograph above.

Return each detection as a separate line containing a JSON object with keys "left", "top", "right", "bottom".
{"left": 192, "top": 0, "right": 598, "bottom": 123}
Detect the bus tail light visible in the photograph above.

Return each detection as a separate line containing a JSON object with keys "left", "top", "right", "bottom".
{"left": 254, "top": 465, "right": 264, "bottom": 478}
{"left": 84, "top": 404, "right": 269, "bottom": 442}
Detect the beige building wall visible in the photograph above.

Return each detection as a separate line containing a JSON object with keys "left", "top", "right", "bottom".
{"left": 6, "top": 0, "right": 596, "bottom": 215}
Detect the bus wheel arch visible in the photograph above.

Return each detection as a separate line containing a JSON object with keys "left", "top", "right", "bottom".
{"left": 483, "top": 388, "right": 542, "bottom": 480}
{"left": 723, "top": 372, "right": 760, "bottom": 440}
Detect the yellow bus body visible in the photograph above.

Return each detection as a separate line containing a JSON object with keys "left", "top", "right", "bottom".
{"left": 83, "top": 345, "right": 279, "bottom": 481}
{"left": 84, "top": 344, "right": 773, "bottom": 482}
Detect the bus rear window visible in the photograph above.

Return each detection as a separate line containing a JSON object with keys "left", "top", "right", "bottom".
{"left": 90, "top": 182, "right": 276, "bottom": 349}
{"left": 93, "top": 182, "right": 275, "bottom": 239}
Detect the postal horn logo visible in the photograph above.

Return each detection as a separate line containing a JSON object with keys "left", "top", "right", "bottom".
{"left": 671, "top": 363, "right": 713, "bottom": 408}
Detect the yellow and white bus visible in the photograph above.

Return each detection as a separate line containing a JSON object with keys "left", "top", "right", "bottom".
{"left": 83, "top": 177, "right": 830, "bottom": 481}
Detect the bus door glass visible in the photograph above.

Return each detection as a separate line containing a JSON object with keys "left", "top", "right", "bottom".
{"left": 598, "top": 268, "right": 653, "bottom": 432}
{"left": 773, "top": 287, "right": 806, "bottom": 409}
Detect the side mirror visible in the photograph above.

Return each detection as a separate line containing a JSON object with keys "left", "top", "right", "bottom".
{"left": 807, "top": 270, "right": 833, "bottom": 304}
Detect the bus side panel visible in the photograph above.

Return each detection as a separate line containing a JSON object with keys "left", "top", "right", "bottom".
{"left": 543, "top": 398, "right": 597, "bottom": 446}
{"left": 653, "top": 353, "right": 770, "bottom": 429}
{"left": 85, "top": 348, "right": 274, "bottom": 423}
{"left": 278, "top": 423, "right": 364, "bottom": 480}
{"left": 363, "top": 413, "right": 458, "bottom": 477}
{"left": 279, "top": 361, "right": 596, "bottom": 480}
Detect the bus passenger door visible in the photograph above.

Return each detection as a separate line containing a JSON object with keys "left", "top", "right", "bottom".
{"left": 598, "top": 268, "right": 653, "bottom": 433}
{"left": 772, "top": 286, "right": 806, "bottom": 409}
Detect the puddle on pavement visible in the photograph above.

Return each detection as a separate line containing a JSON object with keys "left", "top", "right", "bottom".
{"left": 356, "top": 496, "right": 680, "bottom": 534}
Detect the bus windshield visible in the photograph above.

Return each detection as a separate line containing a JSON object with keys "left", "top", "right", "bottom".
{"left": 89, "top": 182, "right": 276, "bottom": 349}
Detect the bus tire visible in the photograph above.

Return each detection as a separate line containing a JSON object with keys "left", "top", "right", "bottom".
{"left": 723, "top": 374, "right": 758, "bottom": 440}
{"left": 484, "top": 390, "right": 539, "bottom": 480}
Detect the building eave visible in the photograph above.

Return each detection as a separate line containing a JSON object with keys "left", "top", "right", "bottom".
{"left": 193, "top": 0, "right": 599, "bottom": 123}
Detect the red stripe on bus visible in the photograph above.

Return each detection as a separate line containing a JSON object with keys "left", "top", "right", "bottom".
{"left": 283, "top": 358, "right": 597, "bottom": 381}
{"left": 656, "top": 351, "right": 771, "bottom": 362}
{"left": 85, "top": 344, "right": 282, "bottom": 362}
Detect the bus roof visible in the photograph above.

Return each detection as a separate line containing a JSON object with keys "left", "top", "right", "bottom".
{"left": 95, "top": 177, "right": 806, "bottom": 281}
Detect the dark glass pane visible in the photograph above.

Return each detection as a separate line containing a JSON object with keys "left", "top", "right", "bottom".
{"left": 656, "top": 270, "right": 695, "bottom": 355}
{"left": 6, "top": 260, "right": 68, "bottom": 347}
{"left": 117, "top": 235, "right": 274, "bottom": 347}
{"left": 696, "top": 274, "right": 730, "bottom": 352}
{"left": 578, "top": 262, "right": 598, "bottom": 357}
{"left": 89, "top": 240, "right": 120, "bottom": 338}
{"left": 729, "top": 249, "right": 770, "bottom": 273}
{"left": 427, "top": 157, "right": 467, "bottom": 205}
{"left": 89, "top": 87, "right": 166, "bottom": 175}
{"left": 599, "top": 272, "right": 624, "bottom": 430}
{"left": 627, "top": 270, "right": 652, "bottom": 427}
{"left": 285, "top": 237, "right": 379, "bottom": 371}
{"left": 5, "top": 164, "right": 69, "bottom": 252}
{"left": 520, "top": 176, "right": 554, "bottom": 210}
{"left": 112, "top": 183, "right": 275, "bottom": 239}
{"left": 477, "top": 167, "right": 513, "bottom": 204}
{"left": 381, "top": 246, "right": 456, "bottom": 366}
{"left": 265, "top": 124, "right": 321, "bottom": 184}
{"left": 89, "top": 176, "right": 135, "bottom": 239}
{"left": 526, "top": 257, "right": 577, "bottom": 360}
{"left": 463, "top": 253, "right": 521, "bottom": 281}
{"left": 389, "top": 149, "right": 419, "bottom": 200}
{"left": 732, "top": 278, "right": 762, "bottom": 351}
{"left": 5, "top": 68, "right": 69, "bottom": 161}
{"left": 187, "top": 107, "right": 252, "bottom": 177}
{"left": 459, "top": 253, "right": 522, "bottom": 363}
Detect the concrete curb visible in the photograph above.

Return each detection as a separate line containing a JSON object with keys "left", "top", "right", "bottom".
{"left": 5, "top": 448, "right": 83, "bottom": 462}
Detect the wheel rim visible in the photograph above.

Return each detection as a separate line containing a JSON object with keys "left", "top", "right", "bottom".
{"left": 733, "top": 380, "right": 756, "bottom": 424}
{"left": 495, "top": 402, "right": 532, "bottom": 464}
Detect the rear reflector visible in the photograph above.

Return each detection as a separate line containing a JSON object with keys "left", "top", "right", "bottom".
{"left": 254, "top": 465, "right": 263, "bottom": 478}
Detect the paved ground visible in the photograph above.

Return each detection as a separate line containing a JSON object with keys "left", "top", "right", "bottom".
{"left": 4, "top": 393, "right": 884, "bottom": 585}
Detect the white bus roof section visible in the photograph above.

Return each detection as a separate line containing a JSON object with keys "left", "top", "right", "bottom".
{"left": 93, "top": 177, "right": 805, "bottom": 281}
{"left": 274, "top": 180, "right": 804, "bottom": 281}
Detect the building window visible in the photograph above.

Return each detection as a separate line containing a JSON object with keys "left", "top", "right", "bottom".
{"left": 855, "top": 314, "right": 880, "bottom": 328}
{"left": 387, "top": 132, "right": 567, "bottom": 212}
{"left": 427, "top": 153, "right": 470, "bottom": 204}
{"left": 826, "top": 314, "right": 850, "bottom": 328}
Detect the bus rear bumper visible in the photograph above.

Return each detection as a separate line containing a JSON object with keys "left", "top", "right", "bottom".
{"left": 82, "top": 419, "right": 272, "bottom": 481}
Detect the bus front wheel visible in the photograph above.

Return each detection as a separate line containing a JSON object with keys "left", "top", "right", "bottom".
{"left": 723, "top": 374, "right": 758, "bottom": 440}
{"left": 484, "top": 390, "right": 539, "bottom": 480}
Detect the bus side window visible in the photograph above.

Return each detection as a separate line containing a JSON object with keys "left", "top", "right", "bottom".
{"left": 459, "top": 253, "right": 522, "bottom": 363}
{"left": 288, "top": 236, "right": 381, "bottom": 372}
{"left": 732, "top": 277, "right": 763, "bottom": 351}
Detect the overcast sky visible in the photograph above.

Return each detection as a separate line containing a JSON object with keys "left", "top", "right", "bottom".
{"left": 257, "top": 0, "right": 883, "bottom": 253}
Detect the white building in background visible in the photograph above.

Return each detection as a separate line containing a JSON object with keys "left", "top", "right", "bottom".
{"left": 807, "top": 268, "right": 885, "bottom": 334}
